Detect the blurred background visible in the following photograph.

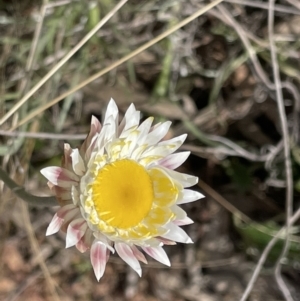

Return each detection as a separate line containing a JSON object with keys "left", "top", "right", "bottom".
{"left": 1, "top": 0, "right": 300, "bottom": 300}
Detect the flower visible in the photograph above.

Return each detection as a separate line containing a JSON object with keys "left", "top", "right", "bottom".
{"left": 41, "top": 98, "right": 204, "bottom": 281}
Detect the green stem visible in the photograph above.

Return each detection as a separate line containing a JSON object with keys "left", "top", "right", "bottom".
{"left": 0, "top": 168, "right": 57, "bottom": 206}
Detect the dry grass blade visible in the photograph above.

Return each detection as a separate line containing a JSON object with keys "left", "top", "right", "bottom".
{"left": 21, "top": 202, "right": 60, "bottom": 301}
{"left": 268, "top": 0, "right": 294, "bottom": 300}
{"left": 11, "top": 0, "right": 224, "bottom": 131}
{"left": 224, "top": 0, "right": 300, "bottom": 15}
{"left": 198, "top": 179, "right": 251, "bottom": 223}
{"left": 0, "top": 0, "right": 129, "bottom": 126}
{"left": 0, "top": 130, "right": 86, "bottom": 140}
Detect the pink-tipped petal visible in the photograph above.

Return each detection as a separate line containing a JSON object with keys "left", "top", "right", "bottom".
{"left": 90, "top": 240, "right": 109, "bottom": 281}
{"left": 56, "top": 204, "right": 78, "bottom": 219}
{"left": 54, "top": 204, "right": 79, "bottom": 231}
{"left": 131, "top": 245, "right": 148, "bottom": 264}
{"left": 177, "top": 189, "right": 204, "bottom": 204}
{"left": 157, "top": 237, "right": 177, "bottom": 245}
{"left": 76, "top": 229, "right": 93, "bottom": 253}
{"left": 46, "top": 213, "right": 64, "bottom": 236}
{"left": 62, "top": 143, "right": 73, "bottom": 171}
{"left": 66, "top": 218, "right": 88, "bottom": 248}
{"left": 158, "top": 151, "right": 190, "bottom": 170}
{"left": 162, "top": 222, "right": 193, "bottom": 244}
{"left": 80, "top": 116, "right": 101, "bottom": 157}
{"left": 174, "top": 216, "right": 194, "bottom": 226}
{"left": 41, "top": 167, "right": 79, "bottom": 187}
{"left": 142, "top": 246, "right": 170, "bottom": 266}
{"left": 115, "top": 242, "right": 142, "bottom": 276}
{"left": 49, "top": 185, "right": 71, "bottom": 204}
{"left": 91, "top": 115, "right": 102, "bottom": 133}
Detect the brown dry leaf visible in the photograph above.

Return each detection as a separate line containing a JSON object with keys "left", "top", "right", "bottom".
{"left": 276, "top": 16, "right": 300, "bottom": 35}
{"left": 2, "top": 242, "right": 27, "bottom": 273}
{"left": 140, "top": 102, "right": 188, "bottom": 120}
{"left": 232, "top": 64, "right": 249, "bottom": 86}
{"left": 0, "top": 277, "right": 16, "bottom": 293}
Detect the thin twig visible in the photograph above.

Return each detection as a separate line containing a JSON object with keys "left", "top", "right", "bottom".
{"left": 198, "top": 179, "right": 252, "bottom": 223}
{"left": 0, "top": 168, "right": 57, "bottom": 206}
{"left": 285, "top": 0, "right": 300, "bottom": 10}
{"left": 11, "top": 0, "right": 224, "bottom": 131}
{"left": 217, "top": 4, "right": 272, "bottom": 89}
{"left": 224, "top": 0, "right": 300, "bottom": 15}
{"left": 0, "top": 130, "right": 86, "bottom": 140}
{"left": 0, "top": 0, "right": 129, "bottom": 126}
{"left": 268, "top": 1, "right": 294, "bottom": 300}
{"left": 21, "top": 201, "right": 60, "bottom": 301}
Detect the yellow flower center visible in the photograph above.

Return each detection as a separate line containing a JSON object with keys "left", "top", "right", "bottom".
{"left": 92, "top": 159, "right": 154, "bottom": 229}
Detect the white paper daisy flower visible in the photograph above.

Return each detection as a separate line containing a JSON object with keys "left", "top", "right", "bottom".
{"left": 41, "top": 98, "right": 204, "bottom": 281}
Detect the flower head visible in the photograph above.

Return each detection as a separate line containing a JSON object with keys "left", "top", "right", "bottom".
{"left": 41, "top": 99, "right": 204, "bottom": 280}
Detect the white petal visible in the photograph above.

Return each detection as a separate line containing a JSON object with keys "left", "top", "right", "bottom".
{"left": 160, "top": 167, "right": 198, "bottom": 188}
{"left": 115, "top": 242, "right": 142, "bottom": 276}
{"left": 103, "top": 115, "right": 117, "bottom": 141}
{"left": 177, "top": 189, "right": 204, "bottom": 204}
{"left": 66, "top": 218, "right": 88, "bottom": 248}
{"left": 143, "top": 121, "right": 171, "bottom": 146}
{"left": 142, "top": 246, "right": 170, "bottom": 266}
{"left": 171, "top": 205, "right": 187, "bottom": 220}
{"left": 90, "top": 240, "right": 109, "bottom": 281}
{"left": 103, "top": 98, "right": 118, "bottom": 128}
{"left": 136, "top": 117, "right": 154, "bottom": 145}
{"left": 162, "top": 222, "right": 193, "bottom": 244}
{"left": 158, "top": 151, "right": 190, "bottom": 170}
{"left": 141, "top": 134, "right": 187, "bottom": 159}
{"left": 131, "top": 245, "right": 147, "bottom": 264}
{"left": 174, "top": 216, "right": 194, "bottom": 226}
{"left": 158, "top": 133, "right": 187, "bottom": 148}
{"left": 120, "top": 104, "right": 140, "bottom": 135}
{"left": 41, "top": 167, "right": 79, "bottom": 187}
{"left": 119, "top": 129, "right": 139, "bottom": 158}
{"left": 46, "top": 213, "right": 64, "bottom": 236}
{"left": 71, "top": 185, "right": 80, "bottom": 206}
{"left": 70, "top": 149, "right": 86, "bottom": 176}
{"left": 93, "top": 232, "right": 115, "bottom": 254}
